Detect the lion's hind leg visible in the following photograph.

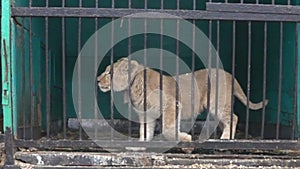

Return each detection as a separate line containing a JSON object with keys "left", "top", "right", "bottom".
{"left": 220, "top": 113, "right": 238, "bottom": 139}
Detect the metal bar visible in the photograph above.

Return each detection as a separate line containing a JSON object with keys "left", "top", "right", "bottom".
{"left": 110, "top": 18, "right": 115, "bottom": 140}
{"left": 78, "top": 15, "right": 82, "bottom": 140}
{"left": 206, "top": 3, "right": 300, "bottom": 15}
{"left": 21, "top": 18, "right": 26, "bottom": 139}
{"left": 45, "top": 16, "right": 50, "bottom": 138}
{"left": 11, "top": 8, "right": 300, "bottom": 22}
{"left": 159, "top": 18, "right": 163, "bottom": 139}
{"left": 230, "top": 21, "right": 236, "bottom": 140}
{"left": 292, "top": 22, "right": 298, "bottom": 140}
{"left": 62, "top": 17, "right": 67, "bottom": 139}
{"left": 145, "top": 0, "right": 147, "bottom": 9}
{"left": 272, "top": 0, "right": 275, "bottom": 5}
{"left": 214, "top": 20, "right": 220, "bottom": 139}
{"left": 177, "top": 0, "right": 179, "bottom": 10}
{"left": 261, "top": 21, "right": 267, "bottom": 139}
{"left": 175, "top": 19, "right": 180, "bottom": 141}
{"left": 161, "top": 0, "right": 164, "bottom": 9}
{"left": 245, "top": 21, "right": 251, "bottom": 139}
{"left": 191, "top": 4, "right": 196, "bottom": 138}
{"left": 13, "top": 139, "right": 300, "bottom": 150}
{"left": 276, "top": 22, "right": 283, "bottom": 139}
{"left": 129, "top": 0, "right": 131, "bottom": 8}
{"left": 5, "top": 128, "right": 14, "bottom": 165}
{"left": 128, "top": 18, "right": 132, "bottom": 139}
{"left": 79, "top": 0, "right": 82, "bottom": 8}
{"left": 193, "top": 0, "right": 196, "bottom": 10}
{"left": 112, "top": 0, "right": 115, "bottom": 8}
{"left": 207, "top": 20, "right": 212, "bottom": 138}
{"left": 191, "top": 20, "right": 195, "bottom": 138}
{"left": 94, "top": 17, "right": 98, "bottom": 140}
{"left": 29, "top": 16, "right": 34, "bottom": 140}
{"left": 143, "top": 18, "right": 147, "bottom": 140}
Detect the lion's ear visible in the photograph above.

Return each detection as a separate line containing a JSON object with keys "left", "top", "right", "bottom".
{"left": 118, "top": 57, "right": 128, "bottom": 62}
{"left": 130, "top": 60, "right": 140, "bottom": 72}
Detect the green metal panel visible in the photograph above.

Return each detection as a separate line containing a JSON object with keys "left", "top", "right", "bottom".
{"left": 1, "top": 0, "right": 13, "bottom": 131}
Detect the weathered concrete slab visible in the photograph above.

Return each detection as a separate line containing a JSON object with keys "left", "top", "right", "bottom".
{"left": 15, "top": 151, "right": 300, "bottom": 168}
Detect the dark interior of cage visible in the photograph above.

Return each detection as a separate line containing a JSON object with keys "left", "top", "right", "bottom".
{"left": 13, "top": 15, "right": 298, "bottom": 141}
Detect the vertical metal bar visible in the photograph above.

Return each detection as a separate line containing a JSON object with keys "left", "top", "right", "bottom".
{"left": 276, "top": 22, "right": 283, "bottom": 139}
{"left": 29, "top": 16, "right": 34, "bottom": 139}
{"left": 62, "top": 0, "right": 67, "bottom": 139}
{"left": 29, "top": 0, "right": 32, "bottom": 7}
{"left": 230, "top": 21, "right": 236, "bottom": 140}
{"left": 112, "top": 0, "right": 115, "bottom": 8}
{"left": 288, "top": 0, "right": 291, "bottom": 5}
{"left": 128, "top": 17, "right": 132, "bottom": 139}
{"left": 214, "top": 20, "right": 220, "bottom": 139}
{"left": 256, "top": 0, "right": 259, "bottom": 4}
{"left": 177, "top": 0, "right": 179, "bottom": 10}
{"left": 94, "top": 16, "right": 98, "bottom": 140}
{"left": 159, "top": 18, "right": 163, "bottom": 139}
{"left": 191, "top": 1, "right": 196, "bottom": 138}
{"left": 161, "top": 0, "right": 164, "bottom": 9}
{"left": 245, "top": 21, "right": 252, "bottom": 139}
{"left": 207, "top": 20, "right": 212, "bottom": 138}
{"left": 45, "top": 14, "right": 51, "bottom": 139}
{"left": 143, "top": 18, "right": 147, "bottom": 140}
{"left": 261, "top": 21, "right": 267, "bottom": 139}
{"left": 193, "top": 0, "right": 196, "bottom": 10}
{"left": 21, "top": 18, "right": 26, "bottom": 139}
{"left": 5, "top": 128, "right": 14, "bottom": 165}
{"left": 95, "top": 0, "right": 98, "bottom": 8}
{"left": 175, "top": 19, "right": 180, "bottom": 141}
{"left": 145, "top": 0, "right": 148, "bottom": 9}
{"left": 292, "top": 22, "right": 298, "bottom": 140}
{"left": 241, "top": 0, "right": 244, "bottom": 4}
{"left": 110, "top": 19, "right": 115, "bottom": 140}
{"left": 191, "top": 20, "right": 195, "bottom": 138}
{"left": 78, "top": 6, "right": 83, "bottom": 140}
{"left": 272, "top": 0, "right": 275, "bottom": 5}
{"left": 129, "top": 0, "right": 132, "bottom": 8}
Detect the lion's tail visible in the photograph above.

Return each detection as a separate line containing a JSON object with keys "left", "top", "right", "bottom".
{"left": 234, "top": 79, "right": 268, "bottom": 110}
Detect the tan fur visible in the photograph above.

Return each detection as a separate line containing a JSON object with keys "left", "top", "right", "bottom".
{"left": 97, "top": 57, "right": 268, "bottom": 142}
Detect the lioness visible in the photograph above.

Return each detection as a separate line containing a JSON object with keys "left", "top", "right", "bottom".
{"left": 97, "top": 57, "right": 268, "bottom": 142}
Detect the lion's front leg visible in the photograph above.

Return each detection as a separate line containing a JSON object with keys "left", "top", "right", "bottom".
{"left": 162, "top": 97, "right": 192, "bottom": 142}
{"left": 138, "top": 113, "right": 155, "bottom": 141}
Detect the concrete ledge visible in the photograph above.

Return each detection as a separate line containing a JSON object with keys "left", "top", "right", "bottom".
{"left": 15, "top": 151, "right": 300, "bottom": 168}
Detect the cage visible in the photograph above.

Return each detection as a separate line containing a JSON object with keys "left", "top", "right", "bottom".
{"left": 1, "top": 0, "right": 300, "bottom": 167}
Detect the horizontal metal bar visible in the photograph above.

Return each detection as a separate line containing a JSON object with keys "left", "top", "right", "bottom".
{"left": 14, "top": 139, "right": 300, "bottom": 151}
{"left": 11, "top": 7, "right": 300, "bottom": 21}
{"left": 207, "top": 3, "right": 300, "bottom": 15}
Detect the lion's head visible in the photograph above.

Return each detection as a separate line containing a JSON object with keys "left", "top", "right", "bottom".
{"left": 97, "top": 57, "right": 141, "bottom": 92}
